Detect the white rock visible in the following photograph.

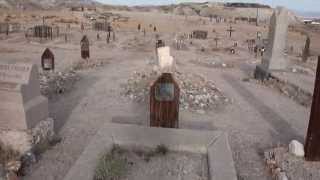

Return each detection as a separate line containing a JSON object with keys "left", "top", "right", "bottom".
{"left": 292, "top": 68, "right": 297, "bottom": 73}
{"left": 196, "top": 109, "right": 205, "bottom": 114}
{"left": 289, "top": 140, "right": 305, "bottom": 157}
{"left": 276, "top": 172, "right": 288, "bottom": 180}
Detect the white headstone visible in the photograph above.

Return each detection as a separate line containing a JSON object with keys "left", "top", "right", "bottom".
{"left": 261, "top": 7, "right": 289, "bottom": 70}
{"left": 0, "top": 60, "right": 48, "bottom": 130}
{"left": 157, "top": 46, "right": 174, "bottom": 72}
{"left": 289, "top": 140, "right": 305, "bottom": 157}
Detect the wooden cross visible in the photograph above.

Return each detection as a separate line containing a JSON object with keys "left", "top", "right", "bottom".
{"left": 226, "top": 25, "right": 235, "bottom": 38}
{"left": 214, "top": 36, "right": 220, "bottom": 47}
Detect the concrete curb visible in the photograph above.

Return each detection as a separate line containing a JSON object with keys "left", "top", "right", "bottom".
{"left": 63, "top": 123, "right": 237, "bottom": 180}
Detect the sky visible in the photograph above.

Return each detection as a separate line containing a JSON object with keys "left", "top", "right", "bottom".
{"left": 96, "top": 0, "right": 320, "bottom": 12}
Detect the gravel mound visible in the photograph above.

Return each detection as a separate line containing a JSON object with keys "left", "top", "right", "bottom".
{"left": 121, "top": 68, "right": 230, "bottom": 113}
{"left": 40, "top": 70, "right": 79, "bottom": 99}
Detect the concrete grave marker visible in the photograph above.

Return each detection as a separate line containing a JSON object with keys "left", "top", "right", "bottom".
{"left": 254, "top": 7, "right": 289, "bottom": 80}
{"left": 41, "top": 48, "right": 55, "bottom": 71}
{"left": 157, "top": 46, "right": 174, "bottom": 72}
{"left": 0, "top": 60, "right": 48, "bottom": 130}
{"left": 150, "top": 73, "right": 180, "bottom": 128}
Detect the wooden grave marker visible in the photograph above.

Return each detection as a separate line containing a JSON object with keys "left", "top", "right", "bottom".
{"left": 41, "top": 48, "right": 55, "bottom": 71}
{"left": 150, "top": 73, "right": 180, "bottom": 128}
{"left": 80, "top": 35, "right": 90, "bottom": 59}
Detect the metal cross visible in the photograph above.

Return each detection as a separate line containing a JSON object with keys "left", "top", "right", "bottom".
{"left": 227, "top": 25, "right": 235, "bottom": 38}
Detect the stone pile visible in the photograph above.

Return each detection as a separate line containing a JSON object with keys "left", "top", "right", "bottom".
{"left": 40, "top": 70, "right": 79, "bottom": 99}
{"left": 265, "top": 146, "right": 320, "bottom": 180}
{"left": 122, "top": 68, "right": 230, "bottom": 113}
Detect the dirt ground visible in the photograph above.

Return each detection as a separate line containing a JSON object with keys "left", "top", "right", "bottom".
{"left": 0, "top": 8, "right": 320, "bottom": 180}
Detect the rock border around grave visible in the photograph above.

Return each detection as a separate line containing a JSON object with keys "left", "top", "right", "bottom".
{"left": 63, "top": 123, "right": 237, "bottom": 180}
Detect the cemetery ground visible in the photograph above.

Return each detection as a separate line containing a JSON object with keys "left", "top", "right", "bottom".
{"left": 0, "top": 9, "right": 320, "bottom": 180}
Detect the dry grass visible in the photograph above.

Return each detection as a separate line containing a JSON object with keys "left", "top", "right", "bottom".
{"left": 94, "top": 145, "right": 127, "bottom": 180}
{"left": 0, "top": 142, "right": 20, "bottom": 166}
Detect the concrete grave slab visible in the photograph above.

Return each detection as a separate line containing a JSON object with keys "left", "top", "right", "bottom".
{"left": 0, "top": 60, "right": 53, "bottom": 154}
{"left": 0, "top": 60, "right": 48, "bottom": 130}
{"left": 63, "top": 123, "right": 237, "bottom": 180}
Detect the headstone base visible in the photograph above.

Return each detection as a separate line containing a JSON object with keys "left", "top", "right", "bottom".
{"left": 0, "top": 118, "right": 55, "bottom": 154}
{"left": 254, "top": 65, "right": 270, "bottom": 80}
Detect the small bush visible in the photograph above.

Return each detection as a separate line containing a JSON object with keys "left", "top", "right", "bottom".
{"left": 94, "top": 145, "right": 127, "bottom": 180}
{"left": 155, "top": 144, "right": 168, "bottom": 155}
{"left": 0, "top": 142, "right": 20, "bottom": 165}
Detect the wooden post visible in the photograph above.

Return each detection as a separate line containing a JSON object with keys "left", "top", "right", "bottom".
{"left": 80, "top": 35, "right": 90, "bottom": 59}
{"left": 214, "top": 36, "right": 220, "bottom": 48}
{"left": 150, "top": 73, "right": 180, "bottom": 128}
{"left": 227, "top": 25, "right": 235, "bottom": 38}
{"left": 302, "top": 36, "right": 311, "bottom": 62}
{"left": 256, "top": 8, "right": 259, "bottom": 26}
{"left": 305, "top": 56, "right": 320, "bottom": 161}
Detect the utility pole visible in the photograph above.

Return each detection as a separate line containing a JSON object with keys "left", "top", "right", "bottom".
{"left": 256, "top": 7, "right": 259, "bottom": 26}
{"left": 305, "top": 56, "right": 320, "bottom": 161}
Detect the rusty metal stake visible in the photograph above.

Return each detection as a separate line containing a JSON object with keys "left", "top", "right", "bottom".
{"left": 305, "top": 56, "right": 320, "bottom": 161}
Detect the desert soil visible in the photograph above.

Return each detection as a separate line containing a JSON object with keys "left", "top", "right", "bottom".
{"left": 0, "top": 9, "right": 319, "bottom": 180}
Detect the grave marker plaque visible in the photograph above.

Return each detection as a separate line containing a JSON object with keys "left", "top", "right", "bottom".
{"left": 150, "top": 73, "right": 179, "bottom": 128}
{"left": 41, "top": 48, "right": 55, "bottom": 71}
{"left": 80, "top": 35, "right": 90, "bottom": 59}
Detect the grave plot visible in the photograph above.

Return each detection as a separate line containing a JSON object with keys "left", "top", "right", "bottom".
{"left": 72, "top": 58, "right": 110, "bottom": 70}
{"left": 93, "top": 145, "right": 208, "bottom": 180}
{"left": 63, "top": 123, "right": 237, "bottom": 180}
{"left": 121, "top": 69, "right": 230, "bottom": 113}
{"left": 26, "top": 25, "right": 60, "bottom": 42}
{"left": 120, "top": 35, "right": 154, "bottom": 52}
{"left": 189, "top": 56, "right": 235, "bottom": 69}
